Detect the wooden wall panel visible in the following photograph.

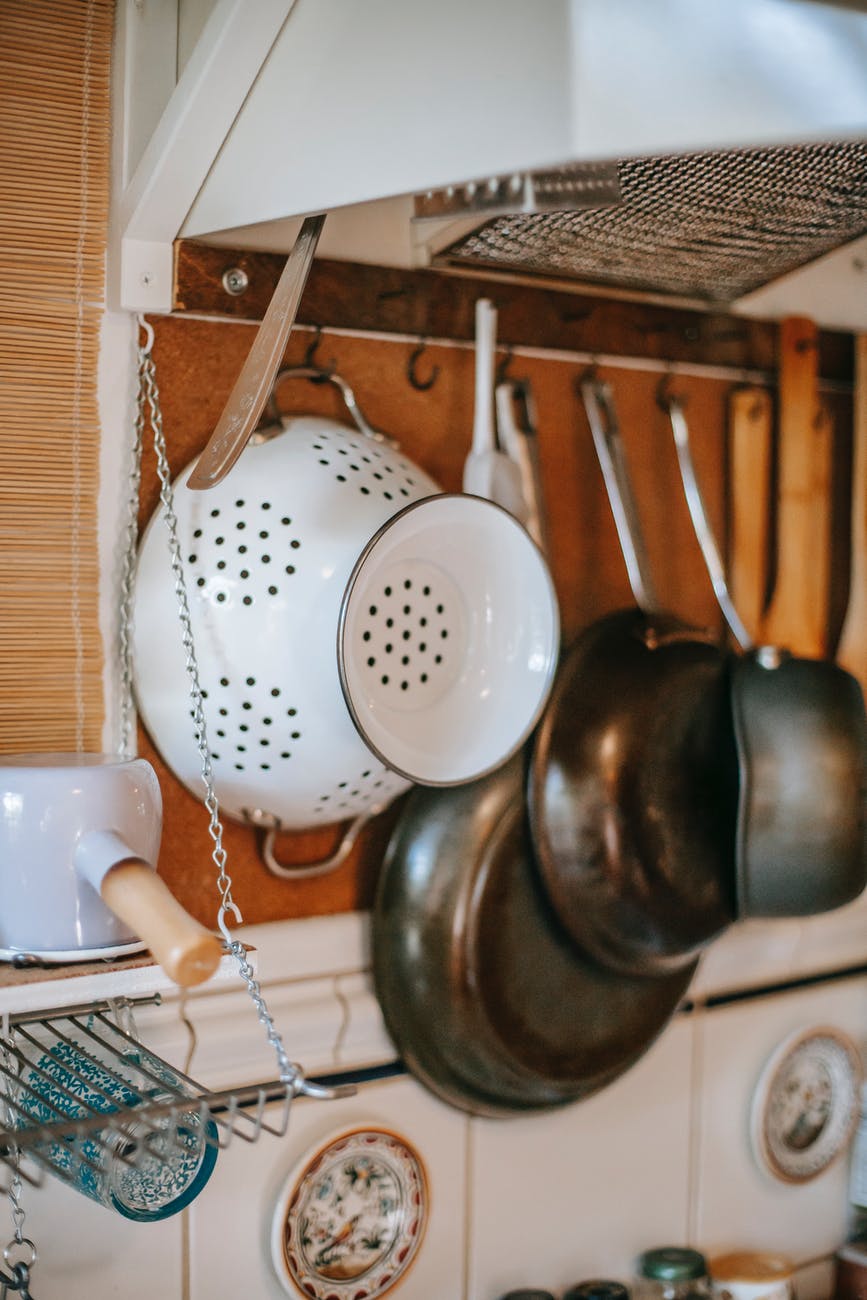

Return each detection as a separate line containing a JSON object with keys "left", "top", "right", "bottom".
{"left": 137, "top": 308, "right": 848, "bottom": 929}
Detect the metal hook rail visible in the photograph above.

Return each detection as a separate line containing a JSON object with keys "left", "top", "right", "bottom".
{"left": 0, "top": 999, "right": 324, "bottom": 1198}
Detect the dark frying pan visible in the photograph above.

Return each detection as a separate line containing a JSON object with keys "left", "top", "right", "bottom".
{"left": 663, "top": 391, "right": 867, "bottom": 918}
{"left": 372, "top": 749, "right": 695, "bottom": 1117}
{"left": 527, "top": 378, "right": 737, "bottom": 978}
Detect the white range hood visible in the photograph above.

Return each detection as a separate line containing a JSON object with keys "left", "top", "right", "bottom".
{"left": 115, "top": 0, "right": 867, "bottom": 327}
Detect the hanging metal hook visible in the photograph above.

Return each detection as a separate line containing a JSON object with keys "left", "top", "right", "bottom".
{"left": 406, "top": 338, "right": 440, "bottom": 391}
{"left": 496, "top": 344, "right": 515, "bottom": 386}
{"left": 655, "top": 370, "right": 682, "bottom": 413}
{"left": 302, "top": 326, "right": 334, "bottom": 380}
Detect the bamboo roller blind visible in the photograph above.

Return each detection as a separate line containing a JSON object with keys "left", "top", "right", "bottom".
{"left": 0, "top": 0, "right": 113, "bottom": 753}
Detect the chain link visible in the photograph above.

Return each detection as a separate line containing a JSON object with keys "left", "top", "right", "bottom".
{"left": 0, "top": 1038, "right": 33, "bottom": 1285}
{"left": 131, "top": 320, "right": 305, "bottom": 1092}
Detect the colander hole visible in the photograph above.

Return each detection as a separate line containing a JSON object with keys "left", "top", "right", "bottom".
{"left": 216, "top": 729, "right": 225, "bottom": 738}
{"left": 351, "top": 789, "right": 359, "bottom": 797}
{"left": 338, "top": 448, "right": 347, "bottom": 457}
{"left": 260, "top": 739, "right": 269, "bottom": 747}
{"left": 401, "top": 655, "right": 409, "bottom": 665}
{"left": 319, "top": 459, "right": 330, "bottom": 466}
{"left": 362, "top": 770, "right": 371, "bottom": 778}
{"left": 373, "top": 780, "right": 383, "bottom": 788}
{"left": 338, "top": 782, "right": 347, "bottom": 789}
{"left": 235, "top": 499, "right": 245, "bottom": 507}
{"left": 435, "top": 654, "right": 443, "bottom": 664}
{"left": 219, "top": 708, "right": 228, "bottom": 717}
{"left": 385, "top": 643, "right": 393, "bottom": 653}
{"left": 263, "top": 717, "right": 272, "bottom": 725}
{"left": 441, "top": 629, "right": 448, "bottom": 638}
{"left": 236, "top": 522, "right": 246, "bottom": 531}
{"left": 237, "top": 745, "right": 246, "bottom": 753}
{"left": 291, "top": 731, "right": 301, "bottom": 739}
{"left": 281, "top": 517, "right": 291, "bottom": 525}
{"left": 386, "top": 618, "right": 394, "bottom": 628}
{"left": 423, "top": 586, "right": 430, "bottom": 595}
{"left": 238, "top": 545, "right": 247, "bottom": 554}
{"left": 243, "top": 595, "right": 253, "bottom": 606}
{"left": 220, "top": 677, "right": 229, "bottom": 686}
{"left": 336, "top": 474, "right": 347, "bottom": 482}
{"left": 201, "top": 689, "right": 208, "bottom": 698}
{"left": 404, "top": 580, "right": 412, "bottom": 590}
{"left": 420, "top": 641, "right": 427, "bottom": 652}
{"left": 402, "top": 631, "right": 411, "bottom": 641}
{"left": 259, "top": 530, "right": 269, "bottom": 539}
{"left": 212, "top": 752, "right": 220, "bottom": 761}
{"left": 384, "top": 492, "right": 393, "bottom": 500}
{"left": 217, "top": 561, "right": 226, "bottom": 571}
{"left": 210, "top": 509, "right": 220, "bottom": 518}
{"left": 350, "top": 464, "right": 359, "bottom": 471}
{"left": 271, "top": 688, "right": 281, "bottom": 696}
{"left": 260, "top": 764, "right": 270, "bottom": 771}
{"left": 216, "top": 592, "right": 226, "bottom": 603}
{"left": 281, "top": 752, "right": 290, "bottom": 759}
{"left": 188, "top": 553, "right": 197, "bottom": 564}
{"left": 367, "top": 657, "right": 375, "bottom": 667}
{"left": 262, "top": 502, "right": 271, "bottom": 510}
{"left": 262, "top": 555, "right": 271, "bottom": 563}
{"left": 420, "top": 617, "right": 427, "bottom": 627}
{"left": 240, "top": 724, "right": 249, "bottom": 733}
{"left": 193, "top": 529, "right": 202, "bottom": 538}
{"left": 384, "top": 586, "right": 392, "bottom": 596}
{"left": 374, "top": 472, "right": 383, "bottom": 480}
{"left": 288, "top": 707, "right": 297, "bottom": 716}
{"left": 381, "top": 675, "right": 389, "bottom": 685}
{"left": 240, "top": 569, "right": 249, "bottom": 578}
{"left": 401, "top": 682, "right": 408, "bottom": 691}
{"left": 369, "top": 605, "right": 378, "bottom": 616}
{"left": 268, "top": 585, "right": 277, "bottom": 595}
{"left": 290, "top": 540, "right": 300, "bottom": 549}
{"left": 403, "top": 605, "right": 410, "bottom": 615}
{"left": 246, "top": 676, "right": 255, "bottom": 685}
{"left": 242, "top": 702, "right": 252, "bottom": 711}
{"left": 196, "top": 577, "right": 205, "bottom": 587}
{"left": 421, "top": 673, "right": 428, "bottom": 683}
{"left": 216, "top": 536, "right": 224, "bottom": 545}
{"left": 363, "top": 631, "right": 371, "bottom": 641}
{"left": 436, "top": 604, "right": 444, "bottom": 614}
{"left": 400, "top": 489, "right": 409, "bottom": 496}
{"left": 360, "top": 486, "right": 370, "bottom": 495}
{"left": 385, "top": 466, "right": 394, "bottom": 474}
{"left": 235, "top": 764, "right": 243, "bottom": 771}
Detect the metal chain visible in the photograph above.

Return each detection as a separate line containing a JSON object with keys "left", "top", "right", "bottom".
{"left": 0, "top": 1037, "right": 36, "bottom": 1292}
{"left": 131, "top": 320, "right": 311, "bottom": 1094}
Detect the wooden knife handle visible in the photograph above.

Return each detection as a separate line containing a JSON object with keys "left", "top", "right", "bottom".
{"left": 101, "top": 860, "right": 223, "bottom": 988}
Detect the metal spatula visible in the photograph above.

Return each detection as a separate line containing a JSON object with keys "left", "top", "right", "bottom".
{"left": 188, "top": 214, "right": 325, "bottom": 490}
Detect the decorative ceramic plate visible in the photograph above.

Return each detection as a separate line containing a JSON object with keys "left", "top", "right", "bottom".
{"left": 750, "top": 1025, "right": 864, "bottom": 1184}
{"left": 271, "top": 1127, "right": 428, "bottom": 1299}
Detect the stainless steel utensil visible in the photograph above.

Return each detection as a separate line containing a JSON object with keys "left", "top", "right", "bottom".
{"left": 187, "top": 214, "right": 325, "bottom": 491}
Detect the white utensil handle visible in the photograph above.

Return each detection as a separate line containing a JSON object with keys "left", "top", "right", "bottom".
{"left": 472, "top": 299, "right": 497, "bottom": 455}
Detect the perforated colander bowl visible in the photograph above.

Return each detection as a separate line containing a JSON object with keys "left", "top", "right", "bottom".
{"left": 132, "top": 395, "right": 559, "bottom": 847}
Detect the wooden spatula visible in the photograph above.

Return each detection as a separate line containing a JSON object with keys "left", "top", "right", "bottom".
{"left": 727, "top": 386, "right": 773, "bottom": 645}
{"left": 760, "top": 316, "right": 833, "bottom": 657}
{"left": 837, "top": 334, "right": 867, "bottom": 692}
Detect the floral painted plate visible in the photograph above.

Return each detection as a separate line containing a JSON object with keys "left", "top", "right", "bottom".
{"left": 271, "top": 1126, "right": 428, "bottom": 1299}
{"left": 750, "top": 1025, "right": 864, "bottom": 1184}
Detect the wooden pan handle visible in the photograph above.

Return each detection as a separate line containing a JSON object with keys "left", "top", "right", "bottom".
{"left": 101, "top": 860, "right": 223, "bottom": 988}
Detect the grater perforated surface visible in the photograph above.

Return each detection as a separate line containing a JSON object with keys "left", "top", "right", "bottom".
{"left": 438, "top": 141, "right": 867, "bottom": 301}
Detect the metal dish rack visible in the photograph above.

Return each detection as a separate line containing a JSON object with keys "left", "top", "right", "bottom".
{"left": 0, "top": 997, "right": 294, "bottom": 1196}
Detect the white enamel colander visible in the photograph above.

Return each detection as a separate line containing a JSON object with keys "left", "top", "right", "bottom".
{"left": 132, "top": 369, "right": 559, "bottom": 875}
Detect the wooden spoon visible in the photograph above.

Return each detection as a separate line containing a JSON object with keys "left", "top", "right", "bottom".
{"left": 727, "top": 386, "right": 773, "bottom": 646}
{"left": 837, "top": 334, "right": 867, "bottom": 693}
{"left": 761, "top": 316, "right": 833, "bottom": 657}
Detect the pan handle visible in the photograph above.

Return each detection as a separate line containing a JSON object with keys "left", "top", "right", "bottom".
{"left": 661, "top": 391, "right": 754, "bottom": 651}
{"left": 580, "top": 376, "right": 659, "bottom": 614}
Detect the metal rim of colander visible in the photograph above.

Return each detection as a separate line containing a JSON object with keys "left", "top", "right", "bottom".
{"left": 336, "top": 491, "right": 559, "bottom": 787}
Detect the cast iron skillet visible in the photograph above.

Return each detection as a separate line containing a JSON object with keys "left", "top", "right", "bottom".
{"left": 372, "top": 749, "right": 696, "bottom": 1117}
{"left": 527, "top": 378, "right": 737, "bottom": 978}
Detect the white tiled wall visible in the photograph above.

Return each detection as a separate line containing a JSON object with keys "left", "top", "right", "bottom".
{"left": 8, "top": 909, "right": 867, "bottom": 1298}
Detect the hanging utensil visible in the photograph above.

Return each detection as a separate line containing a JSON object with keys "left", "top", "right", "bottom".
{"left": 727, "top": 387, "right": 773, "bottom": 646}
{"left": 462, "top": 299, "right": 525, "bottom": 516}
{"left": 760, "top": 316, "right": 833, "bottom": 656}
{"left": 663, "top": 387, "right": 867, "bottom": 920}
{"left": 187, "top": 214, "right": 325, "bottom": 491}
{"left": 527, "top": 376, "right": 736, "bottom": 978}
{"left": 837, "top": 335, "right": 867, "bottom": 697}
{"left": 373, "top": 749, "right": 695, "bottom": 1116}
{"left": 495, "top": 378, "right": 547, "bottom": 550}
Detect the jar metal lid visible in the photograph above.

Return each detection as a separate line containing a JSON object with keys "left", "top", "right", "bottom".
{"left": 638, "top": 1248, "right": 708, "bottom": 1281}
{"left": 564, "top": 1281, "right": 630, "bottom": 1300}
{"left": 709, "top": 1253, "right": 793, "bottom": 1282}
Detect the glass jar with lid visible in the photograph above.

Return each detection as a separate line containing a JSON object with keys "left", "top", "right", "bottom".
{"left": 635, "top": 1248, "right": 711, "bottom": 1300}
{"left": 564, "top": 1282, "right": 631, "bottom": 1300}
